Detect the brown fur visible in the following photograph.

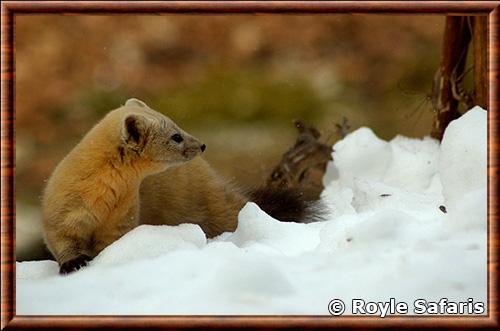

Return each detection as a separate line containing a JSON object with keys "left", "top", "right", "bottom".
{"left": 42, "top": 98, "right": 207, "bottom": 273}
{"left": 140, "top": 158, "right": 246, "bottom": 238}
{"left": 42, "top": 98, "right": 319, "bottom": 274}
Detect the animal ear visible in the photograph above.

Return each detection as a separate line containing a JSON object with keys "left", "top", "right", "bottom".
{"left": 125, "top": 98, "right": 149, "bottom": 108}
{"left": 122, "top": 115, "right": 146, "bottom": 147}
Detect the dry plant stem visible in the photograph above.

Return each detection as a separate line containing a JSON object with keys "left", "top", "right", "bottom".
{"left": 266, "top": 120, "right": 332, "bottom": 200}
{"left": 431, "top": 16, "right": 471, "bottom": 141}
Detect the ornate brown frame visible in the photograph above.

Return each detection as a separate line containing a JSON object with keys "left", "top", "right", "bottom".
{"left": 1, "top": 1, "right": 499, "bottom": 329}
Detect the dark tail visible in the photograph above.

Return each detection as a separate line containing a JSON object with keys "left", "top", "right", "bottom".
{"left": 247, "top": 186, "right": 326, "bottom": 223}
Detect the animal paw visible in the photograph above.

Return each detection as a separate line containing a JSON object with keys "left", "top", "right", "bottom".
{"left": 59, "top": 254, "right": 91, "bottom": 275}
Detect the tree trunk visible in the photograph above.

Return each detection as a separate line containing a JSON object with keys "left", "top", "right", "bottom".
{"left": 473, "top": 15, "right": 488, "bottom": 109}
{"left": 430, "top": 16, "right": 471, "bottom": 141}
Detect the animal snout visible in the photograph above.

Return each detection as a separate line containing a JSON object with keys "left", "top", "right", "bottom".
{"left": 201, "top": 144, "right": 206, "bottom": 152}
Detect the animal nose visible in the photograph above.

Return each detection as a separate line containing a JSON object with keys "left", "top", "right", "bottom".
{"left": 200, "top": 144, "right": 206, "bottom": 152}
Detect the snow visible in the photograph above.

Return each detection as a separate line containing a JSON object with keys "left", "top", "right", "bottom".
{"left": 439, "top": 106, "right": 487, "bottom": 231}
{"left": 16, "top": 107, "right": 487, "bottom": 315}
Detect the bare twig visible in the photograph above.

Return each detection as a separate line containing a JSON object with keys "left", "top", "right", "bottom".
{"left": 335, "top": 117, "right": 351, "bottom": 139}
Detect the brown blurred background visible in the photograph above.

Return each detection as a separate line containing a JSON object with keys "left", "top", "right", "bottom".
{"left": 16, "top": 15, "right": 444, "bottom": 209}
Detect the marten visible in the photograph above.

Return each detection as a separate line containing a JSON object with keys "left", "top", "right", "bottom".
{"left": 42, "top": 98, "right": 320, "bottom": 274}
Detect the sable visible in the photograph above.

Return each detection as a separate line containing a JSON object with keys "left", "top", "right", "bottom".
{"left": 42, "top": 98, "right": 206, "bottom": 274}
{"left": 42, "top": 98, "right": 321, "bottom": 274}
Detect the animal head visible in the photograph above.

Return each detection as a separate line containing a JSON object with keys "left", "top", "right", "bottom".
{"left": 114, "top": 98, "right": 205, "bottom": 171}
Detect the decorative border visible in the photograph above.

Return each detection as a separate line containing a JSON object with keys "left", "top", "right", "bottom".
{"left": 1, "top": 1, "right": 499, "bottom": 329}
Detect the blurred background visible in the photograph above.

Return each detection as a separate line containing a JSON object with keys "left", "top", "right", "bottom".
{"left": 16, "top": 14, "right": 444, "bottom": 216}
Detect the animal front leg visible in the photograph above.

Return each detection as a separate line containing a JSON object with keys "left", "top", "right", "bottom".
{"left": 52, "top": 233, "right": 96, "bottom": 275}
{"left": 59, "top": 254, "right": 92, "bottom": 274}
{"left": 43, "top": 210, "right": 97, "bottom": 275}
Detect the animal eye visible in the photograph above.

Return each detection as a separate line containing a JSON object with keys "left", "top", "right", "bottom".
{"left": 171, "top": 133, "right": 183, "bottom": 143}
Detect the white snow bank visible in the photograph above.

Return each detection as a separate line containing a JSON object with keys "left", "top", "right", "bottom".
{"left": 324, "top": 127, "right": 441, "bottom": 193}
{"left": 16, "top": 107, "right": 487, "bottom": 315}
{"left": 93, "top": 224, "right": 206, "bottom": 267}
{"left": 439, "top": 106, "right": 487, "bottom": 231}
{"left": 225, "top": 202, "right": 323, "bottom": 256}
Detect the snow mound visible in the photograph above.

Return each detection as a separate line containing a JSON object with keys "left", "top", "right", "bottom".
{"left": 17, "top": 106, "right": 487, "bottom": 315}
{"left": 328, "top": 127, "right": 392, "bottom": 187}
{"left": 93, "top": 224, "right": 206, "bottom": 266}
{"left": 384, "top": 135, "right": 440, "bottom": 191}
{"left": 439, "top": 107, "right": 487, "bottom": 231}
{"left": 226, "top": 202, "right": 322, "bottom": 256}
{"left": 440, "top": 107, "right": 487, "bottom": 202}
{"left": 326, "top": 127, "right": 441, "bottom": 193}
